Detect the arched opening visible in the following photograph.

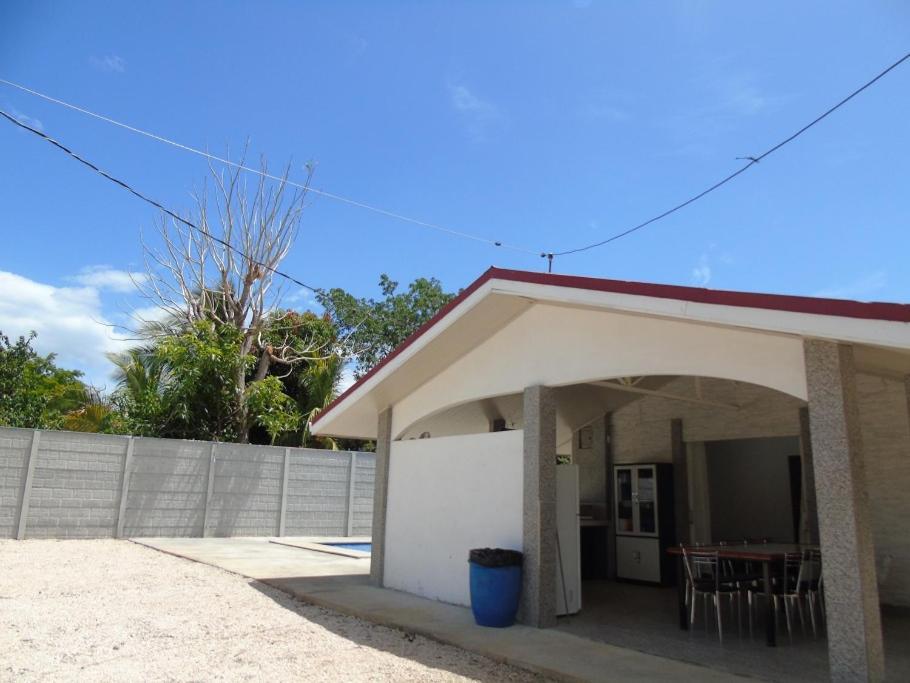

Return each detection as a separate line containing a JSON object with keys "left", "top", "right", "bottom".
{"left": 393, "top": 373, "right": 840, "bottom": 676}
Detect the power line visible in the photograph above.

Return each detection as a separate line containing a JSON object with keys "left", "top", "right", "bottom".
{"left": 553, "top": 50, "right": 910, "bottom": 258}
{"left": 0, "top": 108, "right": 322, "bottom": 294}
{"left": 0, "top": 77, "right": 542, "bottom": 257}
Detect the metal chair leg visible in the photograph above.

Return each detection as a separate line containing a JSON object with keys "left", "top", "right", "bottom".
{"left": 796, "top": 597, "right": 806, "bottom": 636}
{"left": 807, "top": 592, "right": 818, "bottom": 637}
{"left": 783, "top": 597, "right": 793, "bottom": 642}
{"left": 715, "top": 594, "right": 723, "bottom": 644}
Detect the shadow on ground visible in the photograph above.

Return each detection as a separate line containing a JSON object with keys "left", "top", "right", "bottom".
{"left": 247, "top": 578, "right": 544, "bottom": 682}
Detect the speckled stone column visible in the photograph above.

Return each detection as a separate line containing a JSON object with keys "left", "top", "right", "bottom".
{"left": 518, "top": 385, "right": 557, "bottom": 628}
{"left": 804, "top": 340, "right": 884, "bottom": 682}
{"left": 798, "top": 406, "right": 820, "bottom": 545}
{"left": 370, "top": 407, "right": 393, "bottom": 587}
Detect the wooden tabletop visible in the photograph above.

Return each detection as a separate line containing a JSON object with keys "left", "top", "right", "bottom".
{"left": 667, "top": 543, "right": 818, "bottom": 562}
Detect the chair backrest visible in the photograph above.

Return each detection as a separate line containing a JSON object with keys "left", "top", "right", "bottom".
{"left": 681, "top": 547, "right": 720, "bottom": 590}
{"left": 797, "top": 548, "right": 822, "bottom": 589}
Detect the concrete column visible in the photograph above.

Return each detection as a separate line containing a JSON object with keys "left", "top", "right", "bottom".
{"left": 16, "top": 430, "right": 41, "bottom": 540}
{"left": 798, "top": 407, "right": 819, "bottom": 545}
{"left": 604, "top": 413, "right": 617, "bottom": 580}
{"left": 670, "top": 418, "right": 688, "bottom": 546}
{"left": 519, "top": 385, "right": 557, "bottom": 628}
{"left": 278, "top": 447, "right": 291, "bottom": 537}
{"left": 804, "top": 340, "right": 884, "bottom": 681}
{"left": 202, "top": 443, "right": 216, "bottom": 538}
{"left": 115, "top": 437, "right": 135, "bottom": 539}
{"left": 370, "top": 407, "right": 393, "bottom": 586}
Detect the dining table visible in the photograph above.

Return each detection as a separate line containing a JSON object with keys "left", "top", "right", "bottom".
{"left": 667, "top": 543, "right": 819, "bottom": 647}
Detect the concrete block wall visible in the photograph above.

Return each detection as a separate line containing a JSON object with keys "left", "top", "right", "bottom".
{"left": 285, "top": 449, "right": 353, "bottom": 536}
{"left": 351, "top": 456, "right": 376, "bottom": 536}
{"left": 26, "top": 431, "right": 128, "bottom": 539}
{"left": 0, "top": 426, "right": 374, "bottom": 540}
{"left": 856, "top": 374, "right": 910, "bottom": 606}
{"left": 208, "top": 443, "right": 284, "bottom": 537}
{"left": 123, "top": 437, "right": 211, "bottom": 538}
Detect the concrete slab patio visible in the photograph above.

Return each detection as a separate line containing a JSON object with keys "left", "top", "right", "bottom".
{"left": 133, "top": 537, "right": 748, "bottom": 683}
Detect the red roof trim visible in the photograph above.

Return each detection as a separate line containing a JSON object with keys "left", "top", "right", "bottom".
{"left": 312, "top": 267, "right": 501, "bottom": 427}
{"left": 312, "top": 267, "right": 910, "bottom": 428}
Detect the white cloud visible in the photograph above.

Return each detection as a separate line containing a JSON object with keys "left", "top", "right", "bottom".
{"left": 71, "top": 265, "right": 146, "bottom": 293}
{"left": 814, "top": 271, "right": 887, "bottom": 301}
{"left": 286, "top": 287, "right": 317, "bottom": 307}
{"left": 691, "top": 253, "right": 711, "bottom": 287}
{"left": 90, "top": 55, "right": 126, "bottom": 73}
{"left": 448, "top": 83, "right": 502, "bottom": 140}
{"left": 0, "top": 270, "right": 130, "bottom": 388}
{"left": 9, "top": 107, "right": 42, "bottom": 131}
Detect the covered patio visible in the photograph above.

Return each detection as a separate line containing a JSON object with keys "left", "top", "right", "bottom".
{"left": 312, "top": 267, "right": 910, "bottom": 681}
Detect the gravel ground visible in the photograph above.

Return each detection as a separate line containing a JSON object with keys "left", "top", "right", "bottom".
{"left": 0, "top": 539, "right": 546, "bottom": 682}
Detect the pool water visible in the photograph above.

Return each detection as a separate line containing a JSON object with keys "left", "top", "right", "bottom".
{"left": 327, "top": 542, "right": 371, "bottom": 553}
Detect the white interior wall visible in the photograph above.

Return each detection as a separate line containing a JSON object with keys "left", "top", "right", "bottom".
{"left": 383, "top": 430, "right": 524, "bottom": 607}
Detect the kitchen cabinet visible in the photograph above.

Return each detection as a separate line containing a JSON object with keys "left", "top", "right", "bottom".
{"left": 614, "top": 463, "right": 675, "bottom": 585}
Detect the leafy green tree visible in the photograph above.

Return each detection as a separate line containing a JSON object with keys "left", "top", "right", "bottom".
{"left": 106, "top": 347, "right": 166, "bottom": 436}
{"left": 318, "top": 274, "right": 455, "bottom": 378}
{"left": 246, "top": 375, "right": 300, "bottom": 444}
{"left": 0, "top": 331, "right": 88, "bottom": 429}
{"left": 111, "top": 319, "right": 309, "bottom": 444}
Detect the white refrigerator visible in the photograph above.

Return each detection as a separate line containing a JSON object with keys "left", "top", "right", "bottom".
{"left": 555, "top": 464, "right": 582, "bottom": 615}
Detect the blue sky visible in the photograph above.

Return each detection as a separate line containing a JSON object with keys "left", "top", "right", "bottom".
{"left": 1, "top": 1, "right": 908, "bottom": 387}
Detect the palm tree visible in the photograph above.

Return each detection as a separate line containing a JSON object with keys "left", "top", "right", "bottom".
{"left": 299, "top": 354, "right": 343, "bottom": 449}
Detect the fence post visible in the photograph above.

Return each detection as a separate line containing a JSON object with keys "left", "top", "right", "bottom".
{"left": 202, "top": 442, "right": 216, "bottom": 538}
{"left": 16, "top": 430, "right": 41, "bottom": 540}
{"left": 346, "top": 451, "right": 357, "bottom": 537}
{"left": 115, "top": 437, "right": 135, "bottom": 539}
{"left": 278, "top": 447, "right": 290, "bottom": 537}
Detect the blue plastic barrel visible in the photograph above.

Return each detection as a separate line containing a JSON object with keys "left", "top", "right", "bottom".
{"left": 469, "top": 562, "right": 522, "bottom": 627}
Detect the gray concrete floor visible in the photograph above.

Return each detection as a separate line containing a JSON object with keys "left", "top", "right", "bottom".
{"left": 134, "top": 538, "right": 748, "bottom": 682}
{"left": 558, "top": 580, "right": 910, "bottom": 682}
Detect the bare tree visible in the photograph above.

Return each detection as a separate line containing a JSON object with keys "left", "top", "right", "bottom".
{"left": 134, "top": 155, "right": 330, "bottom": 441}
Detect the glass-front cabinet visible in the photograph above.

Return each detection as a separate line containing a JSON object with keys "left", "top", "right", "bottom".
{"left": 614, "top": 463, "right": 675, "bottom": 585}
{"left": 614, "top": 465, "right": 659, "bottom": 537}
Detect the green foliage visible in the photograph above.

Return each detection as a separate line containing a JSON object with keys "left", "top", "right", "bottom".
{"left": 62, "top": 401, "right": 129, "bottom": 434}
{"left": 112, "top": 319, "right": 309, "bottom": 445}
{"left": 257, "top": 311, "right": 343, "bottom": 448}
{"left": 246, "top": 375, "right": 300, "bottom": 444}
{"left": 150, "top": 321, "right": 248, "bottom": 441}
{"left": 0, "top": 331, "right": 88, "bottom": 429}
{"left": 318, "top": 274, "right": 455, "bottom": 378}
{"left": 106, "top": 348, "right": 166, "bottom": 436}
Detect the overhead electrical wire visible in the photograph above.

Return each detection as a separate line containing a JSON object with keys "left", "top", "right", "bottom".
{"left": 3, "top": 50, "right": 908, "bottom": 271}
{"left": 0, "top": 109, "right": 322, "bottom": 294}
{"left": 551, "top": 50, "right": 910, "bottom": 258}
{"left": 0, "top": 77, "right": 542, "bottom": 257}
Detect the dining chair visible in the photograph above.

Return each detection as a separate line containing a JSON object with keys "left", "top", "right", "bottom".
{"left": 681, "top": 548, "right": 742, "bottom": 644}
{"left": 749, "top": 550, "right": 823, "bottom": 641}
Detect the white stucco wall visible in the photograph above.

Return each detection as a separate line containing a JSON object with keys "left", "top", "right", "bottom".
{"left": 391, "top": 303, "right": 807, "bottom": 439}
{"left": 383, "top": 430, "right": 524, "bottom": 607}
